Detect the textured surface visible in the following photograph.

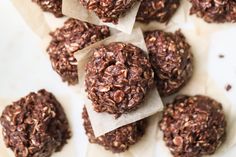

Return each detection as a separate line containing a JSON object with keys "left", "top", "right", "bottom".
{"left": 137, "top": 0, "right": 180, "bottom": 23}
{"left": 47, "top": 18, "right": 110, "bottom": 85}
{"left": 79, "top": 0, "right": 138, "bottom": 24}
{"left": 189, "top": 0, "right": 236, "bottom": 23}
{"left": 0, "top": 89, "right": 71, "bottom": 157}
{"left": 160, "top": 95, "right": 226, "bottom": 157}
{"left": 32, "top": 0, "right": 63, "bottom": 17}
{"left": 145, "top": 30, "right": 193, "bottom": 96}
{"left": 85, "top": 42, "right": 154, "bottom": 117}
{"left": 82, "top": 107, "right": 147, "bottom": 153}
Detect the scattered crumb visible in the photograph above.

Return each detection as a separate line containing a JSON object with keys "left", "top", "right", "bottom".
{"left": 225, "top": 84, "right": 232, "bottom": 91}
{"left": 219, "top": 54, "right": 224, "bottom": 58}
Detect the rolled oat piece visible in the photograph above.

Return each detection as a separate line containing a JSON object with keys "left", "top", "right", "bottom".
{"left": 189, "top": 0, "right": 236, "bottom": 23}
{"left": 47, "top": 18, "right": 110, "bottom": 85}
{"left": 0, "top": 89, "right": 71, "bottom": 157}
{"left": 79, "top": 0, "right": 138, "bottom": 24}
{"left": 159, "top": 95, "right": 226, "bottom": 157}
{"left": 85, "top": 42, "right": 154, "bottom": 117}
{"left": 145, "top": 30, "right": 193, "bottom": 96}
{"left": 82, "top": 107, "right": 147, "bottom": 153}
{"left": 136, "top": 0, "right": 180, "bottom": 23}
{"left": 32, "top": 0, "right": 63, "bottom": 17}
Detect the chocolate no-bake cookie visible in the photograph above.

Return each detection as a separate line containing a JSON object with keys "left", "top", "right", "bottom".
{"left": 189, "top": 0, "right": 236, "bottom": 23}
{"left": 145, "top": 30, "right": 193, "bottom": 96}
{"left": 82, "top": 107, "right": 147, "bottom": 153}
{"left": 160, "top": 95, "right": 226, "bottom": 157}
{"left": 47, "top": 18, "right": 110, "bottom": 85}
{"left": 79, "top": 0, "right": 138, "bottom": 24}
{"left": 85, "top": 42, "right": 154, "bottom": 117}
{"left": 32, "top": 0, "right": 63, "bottom": 17}
{"left": 0, "top": 89, "right": 71, "bottom": 157}
{"left": 136, "top": 0, "right": 180, "bottom": 23}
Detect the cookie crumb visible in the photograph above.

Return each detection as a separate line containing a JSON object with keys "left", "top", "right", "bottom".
{"left": 225, "top": 84, "right": 232, "bottom": 91}
{"left": 219, "top": 54, "right": 225, "bottom": 58}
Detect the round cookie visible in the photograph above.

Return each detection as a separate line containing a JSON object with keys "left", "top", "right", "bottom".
{"left": 79, "top": 0, "right": 138, "bottom": 24}
{"left": 137, "top": 0, "right": 180, "bottom": 23}
{"left": 159, "top": 95, "right": 226, "bottom": 157}
{"left": 145, "top": 30, "right": 193, "bottom": 96}
{"left": 0, "top": 89, "right": 71, "bottom": 157}
{"left": 82, "top": 107, "right": 147, "bottom": 153}
{"left": 189, "top": 0, "right": 236, "bottom": 23}
{"left": 47, "top": 18, "right": 110, "bottom": 85}
{"left": 85, "top": 42, "right": 154, "bottom": 117}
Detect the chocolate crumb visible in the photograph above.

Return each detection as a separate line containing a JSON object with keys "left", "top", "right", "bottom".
{"left": 225, "top": 84, "right": 232, "bottom": 91}
{"left": 219, "top": 54, "right": 225, "bottom": 58}
{"left": 0, "top": 89, "right": 71, "bottom": 157}
{"left": 82, "top": 107, "right": 147, "bottom": 153}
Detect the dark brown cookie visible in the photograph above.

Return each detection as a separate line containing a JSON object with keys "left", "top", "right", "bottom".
{"left": 160, "top": 95, "right": 226, "bottom": 157}
{"left": 32, "top": 0, "right": 63, "bottom": 17}
{"left": 189, "top": 0, "right": 236, "bottom": 23}
{"left": 79, "top": 0, "right": 138, "bottom": 24}
{"left": 82, "top": 107, "right": 147, "bottom": 153}
{"left": 85, "top": 42, "right": 154, "bottom": 117}
{"left": 47, "top": 18, "right": 110, "bottom": 85}
{"left": 136, "top": 0, "right": 180, "bottom": 23}
{"left": 145, "top": 30, "right": 193, "bottom": 96}
{"left": 0, "top": 89, "right": 71, "bottom": 157}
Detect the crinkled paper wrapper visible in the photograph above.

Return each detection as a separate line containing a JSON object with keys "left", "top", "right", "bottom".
{"left": 62, "top": 0, "right": 141, "bottom": 34}
{"left": 74, "top": 28, "right": 164, "bottom": 137}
